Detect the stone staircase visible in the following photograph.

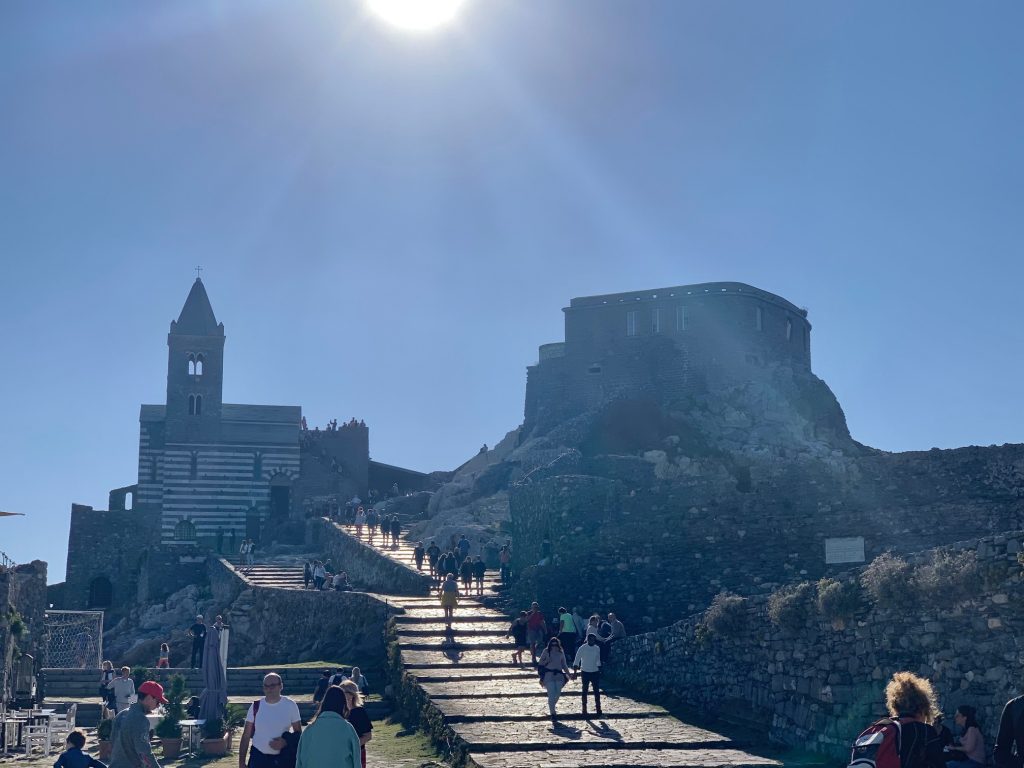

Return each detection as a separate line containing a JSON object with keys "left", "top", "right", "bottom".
{"left": 41, "top": 667, "right": 338, "bottom": 727}
{"left": 225, "top": 557, "right": 307, "bottom": 590}
{"left": 333, "top": 526, "right": 789, "bottom": 768}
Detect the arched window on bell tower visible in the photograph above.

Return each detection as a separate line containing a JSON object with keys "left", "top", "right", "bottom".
{"left": 188, "top": 394, "right": 196, "bottom": 415}
{"left": 195, "top": 354, "right": 204, "bottom": 376}
{"left": 188, "top": 354, "right": 196, "bottom": 376}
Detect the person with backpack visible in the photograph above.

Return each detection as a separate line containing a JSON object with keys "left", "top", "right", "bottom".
{"left": 439, "top": 573, "right": 460, "bottom": 623}
{"left": 848, "top": 671, "right": 944, "bottom": 768}
{"left": 946, "top": 705, "right": 986, "bottom": 768}
{"left": 994, "top": 693, "right": 1024, "bottom": 768}
{"left": 238, "top": 673, "right": 302, "bottom": 768}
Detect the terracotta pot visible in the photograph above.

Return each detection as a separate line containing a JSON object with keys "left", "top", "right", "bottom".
{"left": 161, "top": 737, "right": 182, "bottom": 759}
{"left": 98, "top": 741, "right": 112, "bottom": 761}
{"left": 201, "top": 734, "right": 230, "bottom": 756}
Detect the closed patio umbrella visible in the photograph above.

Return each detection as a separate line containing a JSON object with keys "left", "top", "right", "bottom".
{"left": 198, "top": 624, "right": 227, "bottom": 721}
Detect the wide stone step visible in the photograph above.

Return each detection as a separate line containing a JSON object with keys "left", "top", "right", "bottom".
{"left": 452, "top": 717, "right": 741, "bottom": 750}
{"left": 396, "top": 622, "right": 510, "bottom": 635}
{"left": 434, "top": 695, "right": 667, "bottom": 719}
{"left": 469, "top": 748, "right": 783, "bottom": 767}
{"left": 400, "top": 640, "right": 511, "bottom": 650}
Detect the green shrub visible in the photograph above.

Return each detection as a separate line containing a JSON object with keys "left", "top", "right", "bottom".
{"left": 914, "top": 550, "right": 979, "bottom": 607}
{"left": 225, "top": 703, "right": 248, "bottom": 731}
{"left": 131, "top": 665, "right": 155, "bottom": 690}
{"left": 861, "top": 552, "right": 914, "bottom": 609}
{"left": 701, "top": 591, "right": 748, "bottom": 638}
{"left": 202, "top": 717, "right": 225, "bottom": 739}
{"left": 816, "top": 577, "right": 861, "bottom": 622}
{"left": 767, "top": 581, "right": 814, "bottom": 630}
{"left": 154, "top": 673, "right": 188, "bottom": 738}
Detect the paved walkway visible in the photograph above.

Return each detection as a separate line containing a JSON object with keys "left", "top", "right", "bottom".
{"left": 333, "top": 522, "right": 786, "bottom": 768}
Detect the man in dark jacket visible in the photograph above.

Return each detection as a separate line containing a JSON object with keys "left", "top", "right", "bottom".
{"left": 109, "top": 680, "right": 166, "bottom": 768}
{"left": 995, "top": 695, "right": 1024, "bottom": 768}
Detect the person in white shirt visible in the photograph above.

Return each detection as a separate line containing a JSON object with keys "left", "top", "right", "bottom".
{"left": 572, "top": 634, "right": 603, "bottom": 716}
{"left": 238, "top": 673, "right": 302, "bottom": 768}
{"left": 108, "top": 666, "right": 136, "bottom": 714}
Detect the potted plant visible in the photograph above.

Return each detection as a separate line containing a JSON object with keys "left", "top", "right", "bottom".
{"left": 224, "top": 703, "right": 247, "bottom": 752}
{"left": 154, "top": 674, "right": 188, "bottom": 759}
{"left": 200, "top": 716, "right": 228, "bottom": 755}
{"left": 96, "top": 718, "right": 113, "bottom": 760}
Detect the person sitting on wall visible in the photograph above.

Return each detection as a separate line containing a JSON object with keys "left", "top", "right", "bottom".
{"left": 333, "top": 571, "right": 352, "bottom": 591}
{"left": 946, "top": 705, "right": 986, "bottom": 768}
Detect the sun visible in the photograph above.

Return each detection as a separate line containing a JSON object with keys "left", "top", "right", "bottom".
{"left": 366, "top": 0, "right": 467, "bottom": 31}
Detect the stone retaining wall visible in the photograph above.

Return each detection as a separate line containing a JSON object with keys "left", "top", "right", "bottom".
{"left": 306, "top": 518, "right": 431, "bottom": 596}
{"left": 207, "top": 557, "right": 398, "bottom": 668}
{"left": 0, "top": 561, "right": 47, "bottom": 703}
{"left": 606, "top": 531, "right": 1024, "bottom": 760}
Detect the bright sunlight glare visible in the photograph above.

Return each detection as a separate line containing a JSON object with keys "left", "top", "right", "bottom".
{"left": 366, "top": 0, "right": 467, "bottom": 31}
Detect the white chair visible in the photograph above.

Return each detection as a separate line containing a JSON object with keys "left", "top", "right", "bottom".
{"left": 23, "top": 724, "right": 51, "bottom": 756}
{"left": 49, "top": 705, "right": 76, "bottom": 750}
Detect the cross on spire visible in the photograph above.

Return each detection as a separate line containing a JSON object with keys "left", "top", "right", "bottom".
{"left": 195, "top": 265, "right": 203, "bottom": 278}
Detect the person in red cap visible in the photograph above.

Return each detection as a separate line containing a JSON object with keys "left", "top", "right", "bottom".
{"left": 109, "top": 679, "right": 167, "bottom": 768}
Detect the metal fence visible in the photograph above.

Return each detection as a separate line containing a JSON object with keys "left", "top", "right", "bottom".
{"left": 42, "top": 610, "right": 104, "bottom": 668}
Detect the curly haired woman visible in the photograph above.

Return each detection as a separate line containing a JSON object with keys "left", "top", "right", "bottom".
{"left": 883, "top": 671, "right": 944, "bottom": 768}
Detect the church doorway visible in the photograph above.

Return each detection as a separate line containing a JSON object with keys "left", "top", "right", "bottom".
{"left": 269, "top": 474, "right": 291, "bottom": 520}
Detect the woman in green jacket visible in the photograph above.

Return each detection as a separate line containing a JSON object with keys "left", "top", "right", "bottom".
{"left": 296, "top": 686, "right": 361, "bottom": 768}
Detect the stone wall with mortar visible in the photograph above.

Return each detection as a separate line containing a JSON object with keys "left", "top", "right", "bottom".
{"left": 306, "top": 518, "right": 432, "bottom": 596}
{"left": 507, "top": 443, "right": 1024, "bottom": 631}
{"left": 207, "top": 557, "right": 397, "bottom": 668}
{"left": 605, "top": 531, "right": 1024, "bottom": 760}
{"left": 0, "top": 561, "right": 48, "bottom": 702}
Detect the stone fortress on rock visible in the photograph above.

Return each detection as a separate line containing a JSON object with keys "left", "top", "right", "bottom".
{"left": 53, "top": 277, "right": 1024, "bottom": 657}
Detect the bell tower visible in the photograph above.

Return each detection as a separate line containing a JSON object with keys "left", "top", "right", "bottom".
{"left": 165, "top": 278, "right": 225, "bottom": 443}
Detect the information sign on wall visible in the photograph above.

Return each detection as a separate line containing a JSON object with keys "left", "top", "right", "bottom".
{"left": 825, "top": 536, "right": 865, "bottom": 565}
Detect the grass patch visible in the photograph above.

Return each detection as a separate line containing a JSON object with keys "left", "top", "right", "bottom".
{"left": 231, "top": 660, "right": 348, "bottom": 670}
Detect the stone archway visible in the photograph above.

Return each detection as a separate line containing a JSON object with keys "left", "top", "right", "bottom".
{"left": 88, "top": 575, "right": 113, "bottom": 609}
{"left": 269, "top": 473, "right": 292, "bottom": 520}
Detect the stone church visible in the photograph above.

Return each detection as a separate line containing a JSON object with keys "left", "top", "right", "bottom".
{"left": 62, "top": 279, "right": 433, "bottom": 614}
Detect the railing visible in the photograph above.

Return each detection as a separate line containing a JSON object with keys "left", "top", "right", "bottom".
{"left": 0, "top": 550, "right": 16, "bottom": 570}
{"left": 514, "top": 450, "right": 580, "bottom": 486}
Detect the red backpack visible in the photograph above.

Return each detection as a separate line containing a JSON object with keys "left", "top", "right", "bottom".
{"left": 848, "top": 718, "right": 903, "bottom": 768}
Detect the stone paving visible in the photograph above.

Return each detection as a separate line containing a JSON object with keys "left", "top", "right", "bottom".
{"left": 334, "top": 521, "right": 788, "bottom": 768}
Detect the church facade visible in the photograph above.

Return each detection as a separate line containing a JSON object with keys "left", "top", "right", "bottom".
{"left": 62, "top": 279, "right": 433, "bottom": 615}
{"left": 138, "top": 278, "right": 303, "bottom": 544}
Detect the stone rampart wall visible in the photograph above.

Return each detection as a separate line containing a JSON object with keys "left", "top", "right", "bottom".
{"left": 606, "top": 531, "right": 1024, "bottom": 760}
{"left": 507, "top": 443, "right": 1024, "bottom": 630}
{"left": 306, "top": 518, "right": 431, "bottom": 596}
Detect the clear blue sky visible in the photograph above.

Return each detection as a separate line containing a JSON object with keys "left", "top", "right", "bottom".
{"left": 3, "top": 0, "right": 1023, "bottom": 581}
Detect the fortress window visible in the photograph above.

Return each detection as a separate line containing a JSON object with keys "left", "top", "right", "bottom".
{"left": 195, "top": 394, "right": 202, "bottom": 415}
{"left": 188, "top": 394, "right": 196, "bottom": 415}
{"left": 756, "top": 307, "right": 763, "bottom": 332}
{"left": 188, "top": 354, "right": 196, "bottom": 376}
{"left": 174, "top": 518, "right": 197, "bottom": 541}
{"left": 149, "top": 457, "right": 157, "bottom": 483}
{"left": 786, "top": 319, "right": 793, "bottom": 341}
{"left": 626, "top": 310, "right": 638, "bottom": 337}
{"left": 195, "top": 354, "right": 204, "bottom": 376}
{"left": 652, "top": 308, "right": 662, "bottom": 334}
{"left": 253, "top": 451, "right": 263, "bottom": 480}
{"left": 676, "top": 305, "right": 688, "bottom": 331}
{"left": 588, "top": 364, "right": 602, "bottom": 374}
{"left": 189, "top": 451, "right": 198, "bottom": 480}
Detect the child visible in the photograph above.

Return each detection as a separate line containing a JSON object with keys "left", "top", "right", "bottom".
{"left": 54, "top": 730, "right": 107, "bottom": 768}
{"left": 157, "top": 643, "right": 170, "bottom": 668}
